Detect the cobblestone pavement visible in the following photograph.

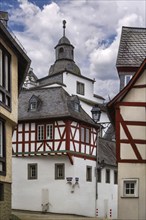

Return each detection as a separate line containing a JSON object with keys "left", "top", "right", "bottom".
{"left": 12, "top": 210, "right": 107, "bottom": 220}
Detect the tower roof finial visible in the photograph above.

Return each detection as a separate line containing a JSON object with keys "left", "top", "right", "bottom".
{"left": 63, "top": 20, "right": 66, "bottom": 37}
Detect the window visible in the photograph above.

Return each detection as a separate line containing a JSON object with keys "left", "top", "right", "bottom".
{"left": 106, "top": 169, "right": 110, "bottom": 183}
{"left": 86, "top": 166, "right": 92, "bottom": 182}
{"left": 97, "top": 168, "right": 101, "bottom": 183}
{"left": 0, "top": 183, "right": 4, "bottom": 201}
{"left": 74, "top": 102, "right": 80, "bottom": 112}
{"left": 46, "top": 124, "right": 53, "bottom": 140}
{"left": 77, "top": 82, "right": 84, "bottom": 95}
{"left": 55, "top": 163, "right": 65, "bottom": 180}
{"left": 114, "top": 170, "right": 118, "bottom": 184}
{"left": 125, "top": 75, "right": 132, "bottom": 86}
{"left": 37, "top": 125, "right": 44, "bottom": 140}
{"left": 28, "top": 164, "right": 37, "bottom": 180}
{"left": 81, "top": 127, "right": 90, "bottom": 144}
{"left": 122, "top": 179, "right": 139, "bottom": 197}
{"left": 37, "top": 124, "right": 53, "bottom": 141}
{"left": 0, "top": 119, "right": 6, "bottom": 175}
{"left": 59, "top": 47, "right": 64, "bottom": 53}
{"left": 30, "top": 102, "right": 37, "bottom": 111}
{"left": 29, "top": 95, "right": 41, "bottom": 111}
{"left": 0, "top": 43, "right": 11, "bottom": 109}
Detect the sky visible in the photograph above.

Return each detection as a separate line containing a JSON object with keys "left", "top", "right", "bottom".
{"left": 0, "top": 0, "right": 146, "bottom": 100}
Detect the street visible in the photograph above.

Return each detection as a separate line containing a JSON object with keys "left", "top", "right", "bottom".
{"left": 12, "top": 210, "right": 106, "bottom": 220}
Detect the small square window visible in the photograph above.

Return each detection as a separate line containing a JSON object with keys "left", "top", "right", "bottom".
{"left": 28, "top": 164, "right": 37, "bottom": 180}
{"left": 77, "top": 82, "right": 85, "bottom": 95}
{"left": 86, "top": 166, "right": 92, "bottom": 182}
{"left": 106, "top": 169, "right": 110, "bottom": 183}
{"left": 122, "top": 179, "right": 139, "bottom": 197}
{"left": 55, "top": 163, "right": 65, "bottom": 180}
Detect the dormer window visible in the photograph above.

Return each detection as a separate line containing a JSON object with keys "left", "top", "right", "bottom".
{"left": 30, "top": 102, "right": 37, "bottom": 111}
{"left": 124, "top": 75, "right": 132, "bottom": 86}
{"left": 29, "top": 95, "right": 41, "bottom": 111}
{"left": 74, "top": 102, "right": 80, "bottom": 112}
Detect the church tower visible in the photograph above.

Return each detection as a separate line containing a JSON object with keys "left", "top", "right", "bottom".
{"left": 49, "top": 20, "right": 81, "bottom": 76}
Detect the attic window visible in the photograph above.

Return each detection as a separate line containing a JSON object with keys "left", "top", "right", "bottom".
{"left": 30, "top": 102, "right": 37, "bottom": 111}
{"left": 29, "top": 95, "right": 41, "bottom": 111}
{"left": 74, "top": 102, "right": 80, "bottom": 112}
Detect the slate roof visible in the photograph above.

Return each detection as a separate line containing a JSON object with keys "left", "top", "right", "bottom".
{"left": 116, "top": 26, "right": 146, "bottom": 67}
{"left": 18, "top": 86, "right": 97, "bottom": 126}
{"left": 108, "top": 58, "right": 146, "bottom": 124}
{"left": 0, "top": 20, "right": 31, "bottom": 92}
{"left": 99, "top": 138, "right": 116, "bottom": 167}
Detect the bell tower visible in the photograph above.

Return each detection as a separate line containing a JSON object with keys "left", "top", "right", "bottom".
{"left": 55, "top": 20, "right": 74, "bottom": 61}
{"left": 49, "top": 20, "right": 81, "bottom": 76}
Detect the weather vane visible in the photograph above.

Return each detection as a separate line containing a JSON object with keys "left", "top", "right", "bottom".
{"left": 63, "top": 20, "right": 66, "bottom": 37}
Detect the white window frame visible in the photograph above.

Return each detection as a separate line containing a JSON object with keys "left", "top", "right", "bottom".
{"left": 30, "top": 102, "right": 37, "bottom": 111}
{"left": 121, "top": 178, "right": 139, "bottom": 198}
{"left": 124, "top": 75, "right": 132, "bottom": 86}
{"left": 46, "top": 124, "right": 53, "bottom": 140}
{"left": 81, "top": 126, "right": 90, "bottom": 144}
{"left": 37, "top": 125, "right": 44, "bottom": 140}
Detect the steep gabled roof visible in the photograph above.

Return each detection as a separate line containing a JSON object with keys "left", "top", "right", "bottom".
{"left": 18, "top": 86, "right": 97, "bottom": 127}
{"left": 116, "top": 27, "right": 146, "bottom": 68}
{"left": 108, "top": 58, "right": 146, "bottom": 124}
{"left": 99, "top": 138, "right": 116, "bottom": 167}
{"left": 0, "top": 21, "right": 31, "bottom": 93}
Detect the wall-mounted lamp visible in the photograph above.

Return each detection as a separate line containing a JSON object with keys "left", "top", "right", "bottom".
{"left": 66, "top": 177, "right": 79, "bottom": 193}
{"left": 75, "top": 177, "right": 79, "bottom": 182}
{"left": 91, "top": 105, "right": 101, "bottom": 123}
{"left": 66, "top": 177, "right": 73, "bottom": 184}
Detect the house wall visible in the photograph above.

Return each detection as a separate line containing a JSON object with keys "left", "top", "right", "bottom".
{"left": 0, "top": 39, "right": 18, "bottom": 220}
{"left": 97, "top": 167, "right": 118, "bottom": 219}
{"left": 0, "top": 39, "right": 18, "bottom": 124}
{"left": 118, "top": 163, "right": 146, "bottom": 220}
{"left": 117, "top": 68, "right": 146, "bottom": 219}
{"left": 12, "top": 156, "right": 96, "bottom": 217}
{"left": 12, "top": 120, "right": 97, "bottom": 158}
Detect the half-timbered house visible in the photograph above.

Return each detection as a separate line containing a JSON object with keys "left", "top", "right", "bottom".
{"left": 108, "top": 58, "right": 146, "bottom": 219}
{"left": 12, "top": 21, "right": 117, "bottom": 218}
{"left": 116, "top": 26, "right": 146, "bottom": 91}
{"left": 0, "top": 12, "right": 30, "bottom": 220}
{"left": 12, "top": 86, "right": 99, "bottom": 217}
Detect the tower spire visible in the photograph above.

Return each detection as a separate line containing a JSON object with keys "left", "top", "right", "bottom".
{"left": 63, "top": 20, "right": 66, "bottom": 37}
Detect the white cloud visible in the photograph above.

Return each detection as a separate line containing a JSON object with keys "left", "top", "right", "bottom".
{"left": 6, "top": 0, "right": 146, "bottom": 100}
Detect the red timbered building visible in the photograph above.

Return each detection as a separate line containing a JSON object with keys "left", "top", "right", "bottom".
{"left": 12, "top": 21, "right": 118, "bottom": 218}
{"left": 108, "top": 58, "right": 146, "bottom": 220}
{"left": 12, "top": 86, "right": 100, "bottom": 216}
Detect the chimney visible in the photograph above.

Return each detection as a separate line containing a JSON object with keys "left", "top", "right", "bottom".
{"left": 0, "top": 11, "right": 8, "bottom": 26}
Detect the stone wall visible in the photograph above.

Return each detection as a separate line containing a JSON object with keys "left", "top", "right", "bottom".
{"left": 0, "top": 182, "right": 11, "bottom": 220}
